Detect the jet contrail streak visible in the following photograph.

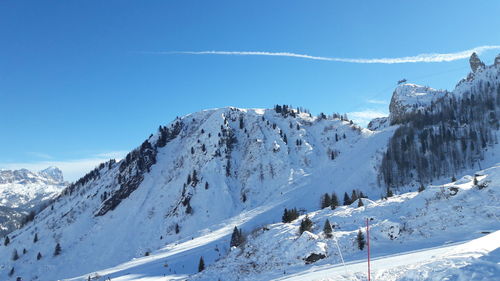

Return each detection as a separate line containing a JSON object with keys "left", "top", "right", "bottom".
{"left": 144, "top": 45, "right": 500, "bottom": 64}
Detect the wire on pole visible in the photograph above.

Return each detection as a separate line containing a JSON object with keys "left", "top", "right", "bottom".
{"left": 332, "top": 229, "right": 348, "bottom": 276}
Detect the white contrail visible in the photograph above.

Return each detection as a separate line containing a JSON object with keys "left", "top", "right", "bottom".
{"left": 147, "top": 45, "right": 500, "bottom": 64}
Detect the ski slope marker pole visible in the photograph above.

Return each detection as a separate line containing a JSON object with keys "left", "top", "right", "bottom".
{"left": 367, "top": 218, "right": 371, "bottom": 281}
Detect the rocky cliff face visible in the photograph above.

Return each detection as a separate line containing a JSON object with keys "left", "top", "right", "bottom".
{"left": 388, "top": 84, "right": 447, "bottom": 125}
{"left": 469, "top": 52, "right": 486, "bottom": 73}
{"left": 494, "top": 54, "right": 500, "bottom": 66}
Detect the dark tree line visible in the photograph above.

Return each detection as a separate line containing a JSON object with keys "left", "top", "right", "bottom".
{"left": 282, "top": 208, "right": 299, "bottom": 223}
{"left": 96, "top": 122, "right": 184, "bottom": 217}
{"left": 321, "top": 190, "right": 365, "bottom": 208}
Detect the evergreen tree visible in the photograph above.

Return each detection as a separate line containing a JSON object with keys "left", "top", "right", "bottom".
{"left": 23, "top": 248, "right": 27, "bottom": 254}
{"left": 54, "top": 243, "right": 61, "bottom": 256}
{"left": 418, "top": 184, "right": 425, "bottom": 192}
{"left": 299, "top": 216, "right": 313, "bottom": 234}
{"left": 473, "top": 176, "right": 479, "bottom": 186}
{"left": 357, "top": 198, "right": 364, "bottom": 207}
{"left": 343, "top": 192, "right": 351, "bottom": 205}
{"left": 331, "top": 193, "right": 339, "bottom": 209}
{"left": 8, "top": 267, "right": 14, "bottom": 277}
{"left": 186, "top": 202, "right": 193, "bottom": 214}
{"left": 452, "top": 175, "right": 457, "bottom": 182}
{"left": 357, "top": 229, "right": 365, "bottom": 250}
{"left": 205, "top": 182, "right": 209, "bottom": 190}
{"left": 351, "top": 190, "right": 358, "bottom": 203}
{"left": 323, "top": 219, "right": 333, "bottom": 238}
{"left": 12, "top": 249, "right": 19, "bottom": 260}
{"left": 191, "top": 170, "right": 198, "bottom": 185}
{"left": 198, "top": 256, "right": 205, "bottom": 272}
{"left": 239, "top": 117, "right": 244, "bottom": 129}
{"left": 37, "top": 252, "right": 42, "bottom": 260}
{"left": 386, "top": 187, "right": 394, "bottom": 198}
{"left": 321, "top": 193, "right": 332, "bottom": 209}
{"left": 175, "top": 223, "right": 180, "bottom": 234}
{"left": 230, "top": 226, "right": 244, "bottom": 247}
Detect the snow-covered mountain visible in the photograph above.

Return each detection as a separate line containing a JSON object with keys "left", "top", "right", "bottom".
{"left": 190, "top": 165, "right": 500, "bottom": 281}
{"left": 0, "top": 53, "right": 499, "bottom": 281}
{"left": 0, "top": 167, "right": 66, "bottom": 237}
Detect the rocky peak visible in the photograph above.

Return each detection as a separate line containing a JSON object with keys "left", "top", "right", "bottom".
{"left": 39, "top": 166, "right": 64, "bottom": 183}
{"left": 0, "top": 167, "right": 64, "bottom": 184}
{"left": 388, "top": 83, "right": 447, "bottom": 125}
{"left": 494, "top": 53, "right": 500, "bottom": 66}
{"left": 469, "top": 52, "right": 485, "bottom": 73}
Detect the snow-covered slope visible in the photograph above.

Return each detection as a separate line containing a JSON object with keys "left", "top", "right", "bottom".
{"left": 191, "top": 164, "right": 500, "bottom": 280}
{"left": 0, "top": 53, "right": 499, "bottom": 281}
{"left": 0, "top": 167, "right": 66, "bottom": 237}
{"left": 78, "top": 164, "right": 500, "bottom": 281}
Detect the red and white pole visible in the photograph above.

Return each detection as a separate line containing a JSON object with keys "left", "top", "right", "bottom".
{"left": 366, "top": 218, "right": 371, "bottom": 281}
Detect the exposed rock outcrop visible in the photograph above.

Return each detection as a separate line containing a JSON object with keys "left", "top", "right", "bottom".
{"left": 304, "top": 253, "right": 326, "bottom": 264}
{"left": 388, "top": 83, "right": 447, "bottom": 125}
{"left": 470, "top": 52, "right": 485, "bottom": 73}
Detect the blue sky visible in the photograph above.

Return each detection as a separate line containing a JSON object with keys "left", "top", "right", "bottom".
{"left": 1, "top": 0, "right": 500, "bottom": 181}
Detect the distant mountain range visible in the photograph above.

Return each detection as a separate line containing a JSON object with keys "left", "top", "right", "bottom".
{"left": 0, "top": 167, "right": 66, "bottom": 237}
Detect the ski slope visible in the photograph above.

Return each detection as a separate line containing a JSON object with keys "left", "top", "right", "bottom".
{"left": 66, "top": 165, "right": 500, "bottom": 281}
{"left": 68, "top": 232, "right": 500, "bottom": 281}
{"left": 275, "top": 231, "right": 500, "bottom": 281}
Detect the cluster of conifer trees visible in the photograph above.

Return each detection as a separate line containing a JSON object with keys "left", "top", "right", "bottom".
{"left": 4, "top": 233, "right": 61, "bottom": 277}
